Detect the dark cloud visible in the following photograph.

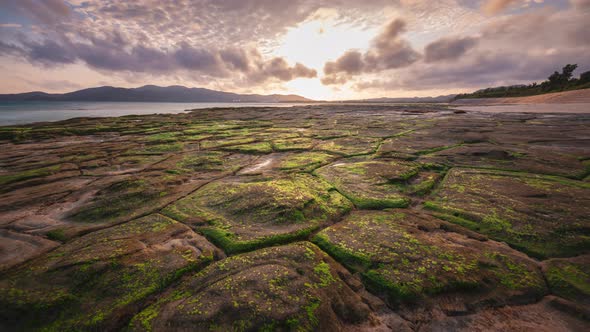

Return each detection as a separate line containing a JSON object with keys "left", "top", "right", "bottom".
{"left": 0, "top": 39, "right": 22, "bottom": 57}
{"left": 351, "top": 6, "right": 590, "bottom": 92}
{"left": 1, "top": 33, "right": 316, "bottom": 83}
{"left": 571, "top": 0, "right": 590, "bottom": 10}
{"left": 250, "top": 57, "right": 317, "bottom": 83}
{"left": 481, "top": 8, "right": 590, "bottom": 48}
{"left": 424, "top": 36, "right": 479, "bottom": 63}
{"left": 364, "top": 39, "right": 420, "bottom": 70}
{"left": 324, "top": 51, "right": 364, "bottom": 75}
{"left": 372, "top": 18, "right": 407, "bottom": 47}
{"left": 174, "top": 44, "right": 222, "bottom": 73}
{"left": 219, "top": 48, "right": 251, "bottom": 72}
{"left": 0, "top": 0, "right": 71, "bottom": 25}
{"left": 322, "top": 18, "right": 420, "bottom": 85}
{"left": 26, "top": 39, "right": 76, "bottom": 64}
{"left": 355, "top": 48, "right": 590, "bottom": 91}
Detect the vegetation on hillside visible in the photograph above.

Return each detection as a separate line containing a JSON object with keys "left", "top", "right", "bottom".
{"left": 455, "top": 64, "right": 590, "bottom": 100}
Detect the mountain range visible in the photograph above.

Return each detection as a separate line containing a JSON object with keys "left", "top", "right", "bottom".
{"left": 0, "top": 85, "right": 459, "bottom": 104}
{"left": 0, "top": 85, "right": 313, "bottom": 103}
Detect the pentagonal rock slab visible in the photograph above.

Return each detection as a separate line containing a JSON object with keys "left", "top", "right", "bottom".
{"left": 313, "top": 210, "right": 547, "bottom": 310}
{"left": 0, "top": 214, "right": 221, "bottom": 331}
{"left": 162, "top": 174, "right": 352, "bottom": 253}
{"left": 129, "top": 242, "right": 409, "bottom": 332}
{"left": 426, "top": 168, "right": 590, "bottom": 258}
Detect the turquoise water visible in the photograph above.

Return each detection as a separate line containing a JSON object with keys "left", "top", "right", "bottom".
{"left": 0, "top": 101, "right": 313, "bottom": 126}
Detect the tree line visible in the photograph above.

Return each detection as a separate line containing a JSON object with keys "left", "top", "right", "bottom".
{"left": 454, "top": 64, "right": 590, "bottom": 100}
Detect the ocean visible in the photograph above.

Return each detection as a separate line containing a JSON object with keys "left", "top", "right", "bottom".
{"left": 0, "top": 101, "right": 314, "bottom": 126}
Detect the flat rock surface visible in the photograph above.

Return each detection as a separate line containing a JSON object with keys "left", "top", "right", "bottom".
{"left": 314, "top": 210, "right": 547, "bottom": 309}
{"left": 426, "top": 168, "right": 590, "bottom": 259}
{"left": 129, "top": 242, "right": 409, "bottom": 331}
{"left": 0, "top": 214, "right": 221, "bottom": 331}
{"left": 0, "top": 104, "right": 588, "bottom": 330}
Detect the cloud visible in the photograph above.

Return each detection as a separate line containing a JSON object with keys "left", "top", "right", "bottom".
{"left": 1, "top": 0, "right": 72, "bottom": 24}
{"left": 26, "top": 39, "right": 77, "bottom": 65}
{"left": 174, "top": 44, "right": 222, "bottom": 74}
{"left": 324, "top": 51, "right": 364, "bottom": 75}
{"left": 250, "top": 57, "right": 317, "bottom": 83}
{"left": 0, "top": 23, "right": 22, "bottom": 28}
{"left": 322, "top": 18, "right": 420, "bottom": 85}
{"left": 1, "top": 33, "right": 316, "bottom": 83}
{"left": 355, "top": 38, "right": 590, "bottom": 92}
{"left": 482, "top": 0, "right": 519, "bottom": 14}
{"left": 571, "top": 0, "right": 590, "bottom": 10}
{"left": 424, "top": 36, "right": 479, "bottom": 62}
{"left": 0, "top": 0, "right": 588, "bottom": 97}
{"left": 481, "top": 0, "right": 549, "bottom": 14}
{"left": 351, "top": 3, "right": 590, "bottom": 94}
{"left": 481, "top": 7, "right": 589, "bottom": 47}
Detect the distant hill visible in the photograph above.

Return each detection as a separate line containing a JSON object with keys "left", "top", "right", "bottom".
{"left": 342, "top": 94, "right": 456, "bottom": 103}
{"left": 0, "top": 85, "right": 314, "bottom": 103}
{"left": 454, "top": 64, "right": 590, "bottom": 100}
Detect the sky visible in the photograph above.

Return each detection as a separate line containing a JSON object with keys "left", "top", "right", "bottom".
{"left": 0, "top": 0, "right": 589, "bottom": 100}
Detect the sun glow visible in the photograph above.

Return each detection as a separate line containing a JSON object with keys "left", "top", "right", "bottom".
{"left": 271, "top": 10, "right": 378, "bottom": 99}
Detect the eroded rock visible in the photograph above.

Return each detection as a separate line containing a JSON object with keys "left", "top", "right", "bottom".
{"left": 162, "top": 174, "right": 352, "bottom": 253}
{"left": 313, "top": 210, "right": 547, "bottom": 310}
{"left": 0, "top": 214, "right": 221, "bottom": 331}
{"left": 129, "top": 242, "right": 409, "bottom": 332}
{"left": 426, "top": 168, "right": 590, "bottom": 258}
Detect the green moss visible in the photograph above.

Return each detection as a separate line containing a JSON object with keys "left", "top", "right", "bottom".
{"left": 484, "top": 253, "right": 541, "bottom": 290}
{"left": 222, "top": 142, "right": 273, "bottom": 154}
{"left": 304, "top": 298, "right": 321, "bottom": 327}
{"left": 416, "top": 144, "right": 461, "bottom": 155}
{"left": 406, "top": 179, "right": 436, "bottom": 196}
{"left": 279, "top": 152, "right": 335, "bottom": 172}
{"left": 353, "top": 195, "right": 410, "bottom": 209}
{"left": 315, "top": 160, "right": 425, "bottom": 210}
{"left": 0, "top": 127, "right": 32, "bottom": 141}
{"left": 145, "top": 132, "right": 181, "bottom": 143}
{"left": 425, "top": 207, "right": 590, "bottom": 260}
{"left": 143, "top": 142, "right": 184, "bottom": 153}
{"left": 135, "top": 304, "right": 159, "bottom": 331}
{"left": 163, "top": 174, "right": 352, "bottom": 253}
{"left": 482, "top": 213, "right": 513, "bottom": 231}
{"left": 545, "top": 261, "right": 590, "bottom": 300}
{"left": 362, "top": 269, "right": 421, "bottom": 302}
{"left": 68, "top": 179, "right": 161, "bottom": 223}
{"left": 0, "top": 215, "right": 214, "bottom": 331}
{"left": 200, "top": 137, "right": 256, "bottom": 149}
{"left": 0, "top": 165, "right": 60, "bottom": 186}
{"left": 313, "top": 262, "right": 336, "bottom": 287}
{"left": 272, "top": 138, "right": 314, "bottom": 151}
{"left": 313, "top": 210, "right": 546, "bottom": 306}
{"left": 312, "top": 233, "right": 372, "bottom": 271}
{"left": 46, "top": 229, "right": 67, "bottom": 242}
{"left": 315, "top": 136, "right": 380, "bottom": 156}
{"left": 177, "top": 152, "right": 225, "bottom": 171}
{"left": 70, "top": 190, "right": 159, "bottom": 223}
{"left": 201, "top": 225, "right": 319, "bottom": 255}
